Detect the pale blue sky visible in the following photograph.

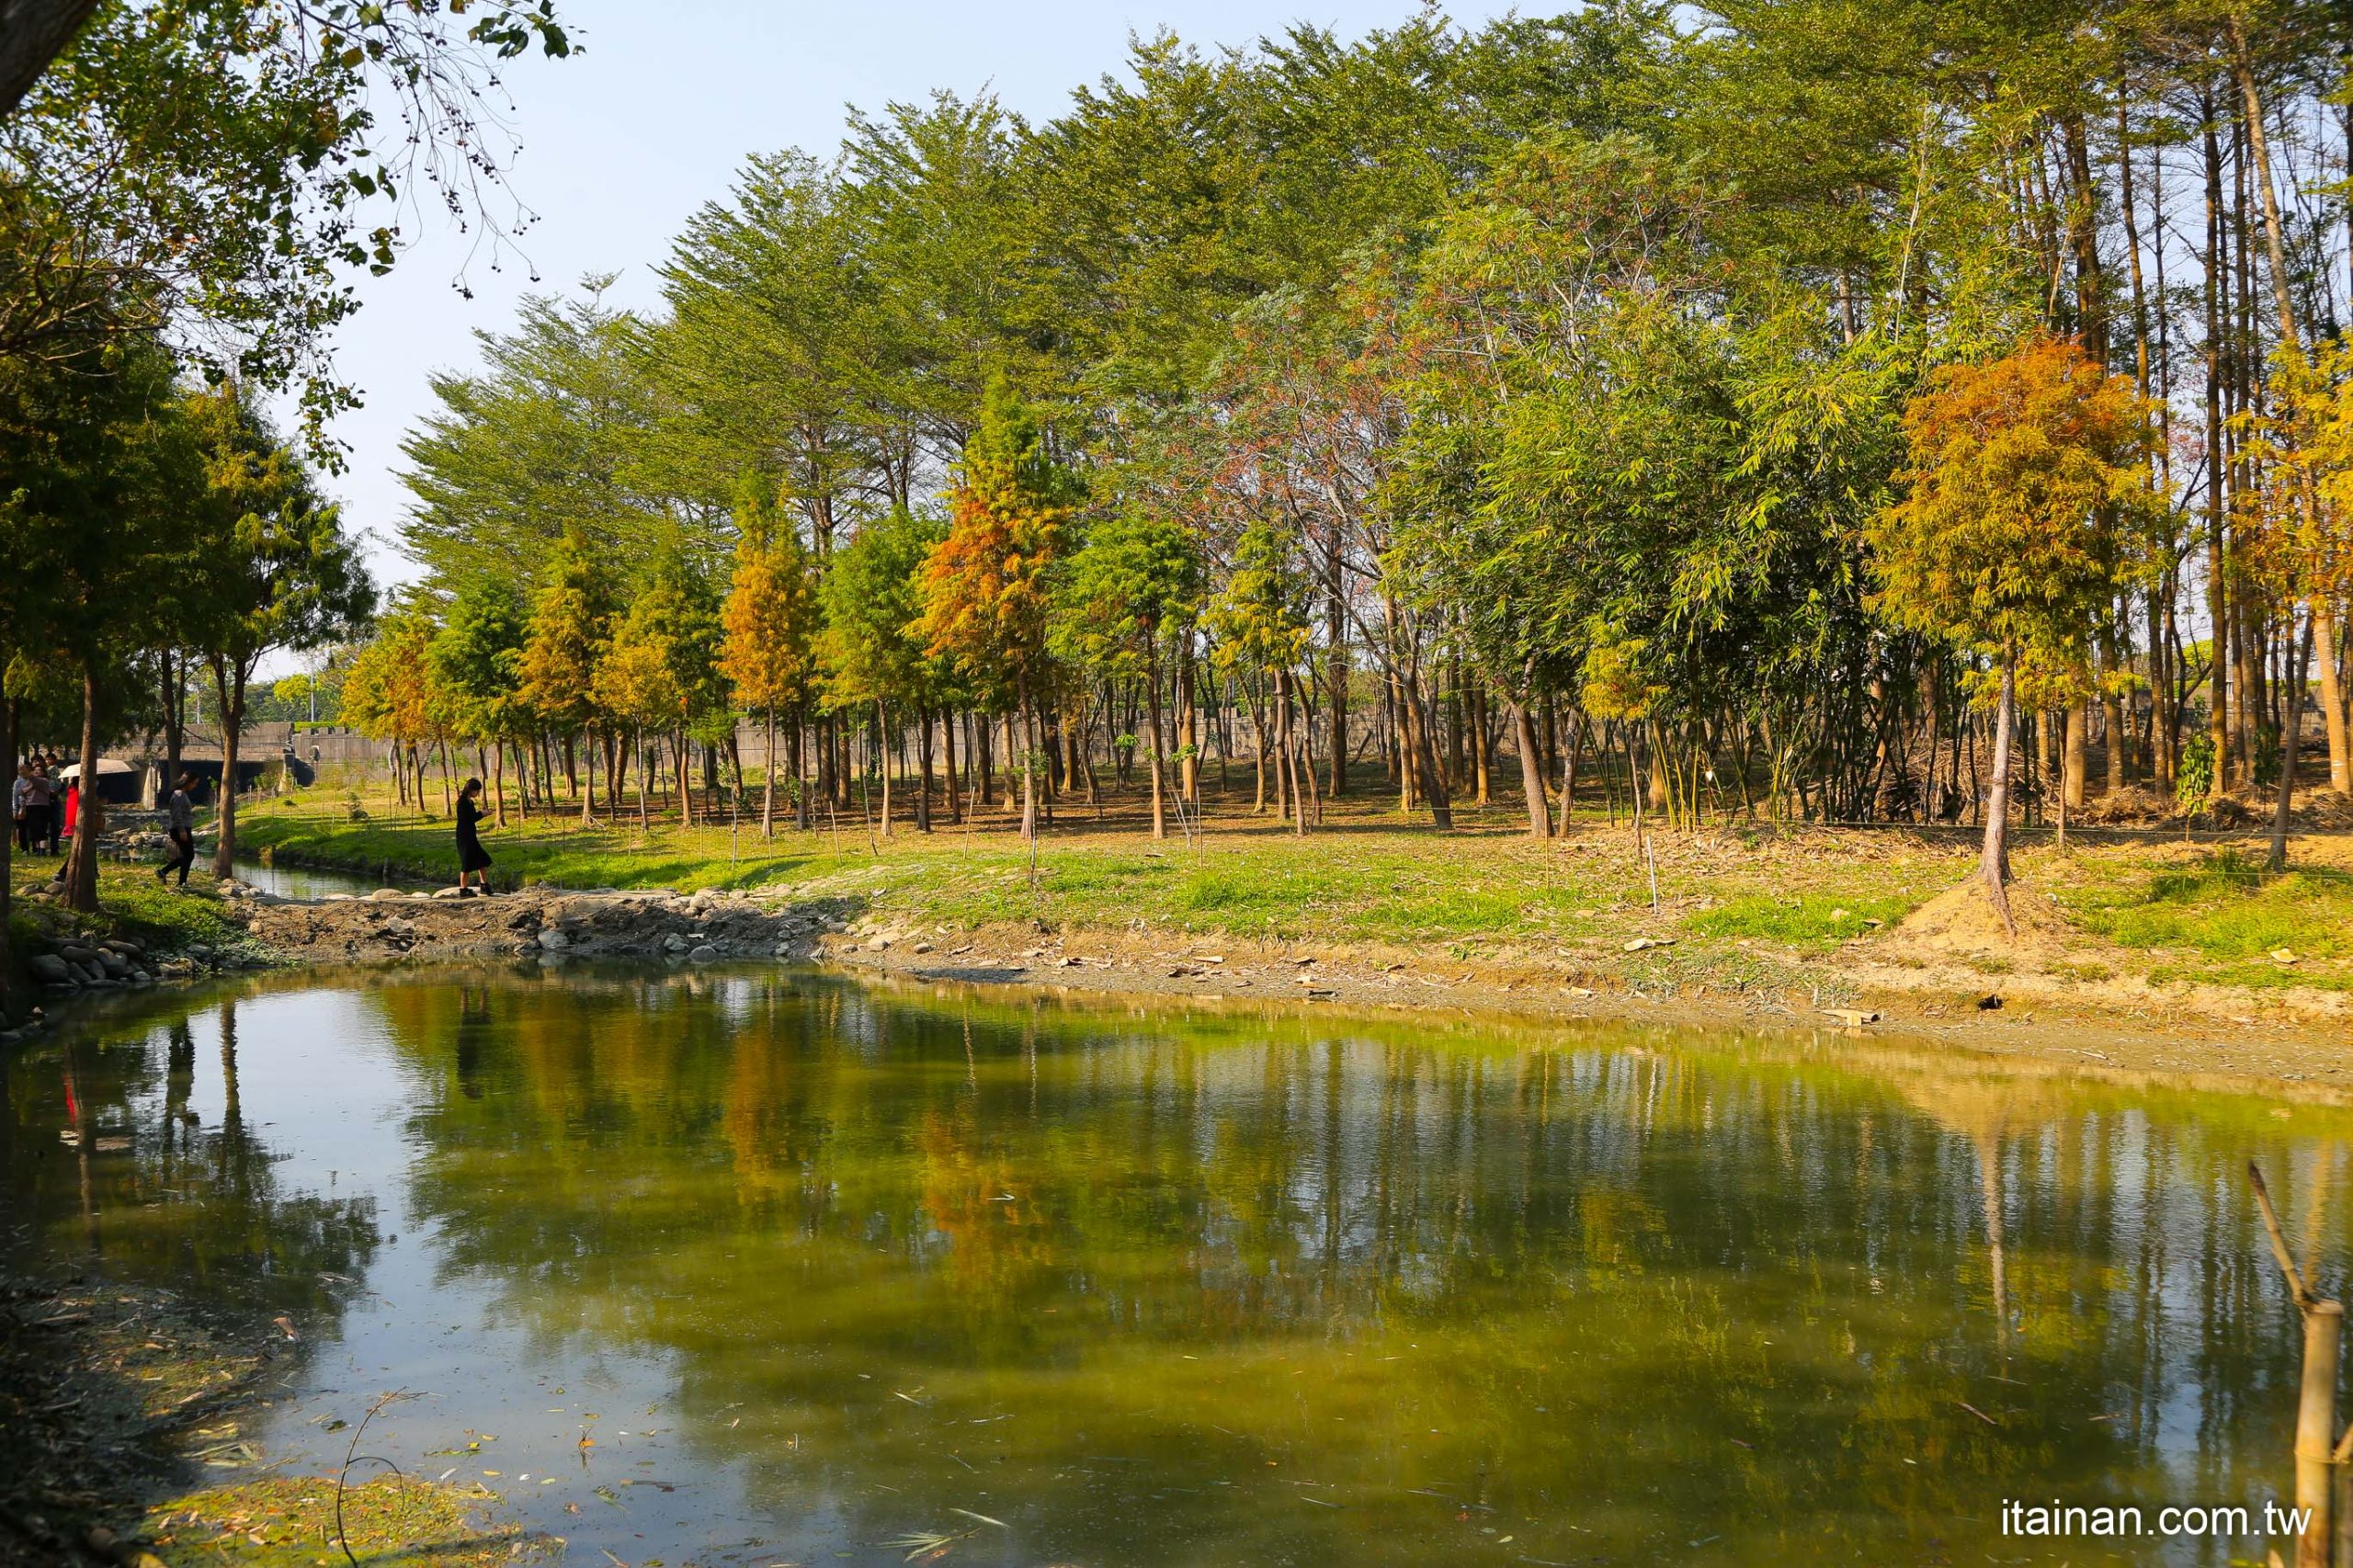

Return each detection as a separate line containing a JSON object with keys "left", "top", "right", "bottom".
{"left": 324, "top": 0, "right": 1518, "bottom": 597}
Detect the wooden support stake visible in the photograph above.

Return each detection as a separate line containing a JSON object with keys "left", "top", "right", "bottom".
{"left": 2254, "top": 1162, "right": 2339, "bottom": 1568}
{"left": 2300, "top": 1301, "right": 2342, "bottom": 1568}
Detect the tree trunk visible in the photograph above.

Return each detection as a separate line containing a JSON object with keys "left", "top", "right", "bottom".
{"left": 160, "top": 652, "right": 184, "bottom": 790}
{"left": 1397, "top": 668, "right": 1451, "bottom": 829}
{"left": 877, "top": 701, "right": 893, "bottom": 836}
{"left": 210, "top": 658, "right": 245, "bottom": 880}
{"left": 942, "top": 703, "right": 961, "bottom": 824}
{"left": 2223, "top": 25, "right": 2347, "bottom": 794}
{"left": 761, "top": 706, "right": 776, "bottom": 837}
{"left": 1471, "top": 681, "right": 1492, "bottom": 806}
{"left": 0, "top": 697, "right": 16, "bottom": 984}
{"left": 1982, "top": 656, "right": 2018, "bottom": 932}
{"left": 2063, "top": 699, "right": 2086, "bottom": 811}
{"left": 1018, "top": 698, "right": 1039, "bottom": 843}
{"left": 1557, "top": 711, "right": 1584, "bottom": 837}
{"left": 1278, "top": 669, "right": 1304, "bottom": 837}
{"left": 793, "top": 708, "right": 811, "bottom": 830}
{"left": 2313, "top": 599, "right": 2348, "bottom": 792}
{"left": 65, "top": 662, "right": 102, "bottom": 913}
{"left": 1511, "top": 699, "right": 1550, "bottom": 838}
{"left": 1178, "top": 643, "right": 1199, "bottom": 803}
{"left": 1145, "top": 653, "right": 1167, "bottom": 840}
{"left": 2201, "top": 96, "right": 2232, "bottom": 793}
{"left": 916, "top": 702, "right": 934, "bottom": 833}
{"left": 2270, "top": 615, "right": 2313, "bottom": 872}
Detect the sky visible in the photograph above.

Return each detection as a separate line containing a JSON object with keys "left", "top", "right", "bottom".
{"left": 319, "top": 0, "right": 1517, "bottom": 599}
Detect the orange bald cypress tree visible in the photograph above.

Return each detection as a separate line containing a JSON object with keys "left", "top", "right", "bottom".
{"left": 1867, "top": 335, "right": 2153, "bottom": 930}
{"left": 918, "top": 375, "right": 1080, "bottom": 841}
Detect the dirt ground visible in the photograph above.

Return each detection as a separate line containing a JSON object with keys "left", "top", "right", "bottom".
{"left": 816, "top": 904, "right": 2353, "bottom": 1102}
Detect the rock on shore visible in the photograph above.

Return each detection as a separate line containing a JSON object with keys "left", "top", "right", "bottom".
{"left": 227, "top": 883, "right": 845, "bottom": 966}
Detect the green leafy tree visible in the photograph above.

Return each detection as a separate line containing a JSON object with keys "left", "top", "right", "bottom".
{"left": 1051, "top": 511, "right": 1201, "bottom": 838}
{"left": 0, "top": 335, "right": 192, "bottom": 914}
{"left": 594, "top": 551, "right": 721, "bottom": 831}
{"left": 401, "top": 280, "right": 665, "bottom": 585}
{"left": 821, "top": 506, "right": 946, "bottom": 835}
{"left": 1203, "top": 519, "right": 1313, "bottom": 832}
{"left": 0, "top": 1, "right": 571, "bottom": 442}
{"left": 517, "top": 527, "right": 614, "bottom": 820}
{"left": 427, "top": 580, "right": 529, "bottom": 824}
{"left": 181, "top": 388, "right": 373, "bottom": 877}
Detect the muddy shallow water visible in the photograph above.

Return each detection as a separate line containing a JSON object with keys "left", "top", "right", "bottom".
{"left": 2, "top": 966, "right": 2344, "bottom": 1565}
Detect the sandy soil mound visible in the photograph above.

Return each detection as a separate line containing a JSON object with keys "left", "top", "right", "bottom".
{"left": 1893, "top": 874, "right": 2075, "bottom": 960}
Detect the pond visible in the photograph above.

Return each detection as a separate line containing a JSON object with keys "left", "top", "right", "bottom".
{"left": 1, "top": 967, "right": 2341, "bottom": 1565}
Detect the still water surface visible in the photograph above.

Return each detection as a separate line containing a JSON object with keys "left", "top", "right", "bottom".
{"left": 2, "top": 967, "right": 2345, "bottom": 1564}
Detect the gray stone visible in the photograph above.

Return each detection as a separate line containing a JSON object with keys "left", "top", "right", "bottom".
{"left": 79, "top": 960, "right": 108, "bottom": 984}
{"left": 27, "top": 954, "right": 72, "bottom": 984}
{"left": 662, "top": 933, "right": 690, "bottom": 954}
{"left": 537, "top": 928, "right": 570, "bottom": 951}
{"left": 368, "top": 888, "right": 405, "bottom": 901}
{"left": 97, "top": 951, "right": 131, "bottom": 979}
{"left": 865, "top": 933, "right": 892, "bottom": 950}
{"left": 688, "top": 944, "right": 719, "bottom": 963}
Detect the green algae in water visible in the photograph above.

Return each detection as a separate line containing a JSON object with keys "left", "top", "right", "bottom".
{"left": 4, "top": 966, "right": 2345, "bottom": 1566}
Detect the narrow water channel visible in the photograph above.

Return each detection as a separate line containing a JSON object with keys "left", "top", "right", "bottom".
{"left": 0, "top": 967, "right": 2336, "bottom": 1564}
{"left": 229, "top": 858, "right": 411, "bottom": 900}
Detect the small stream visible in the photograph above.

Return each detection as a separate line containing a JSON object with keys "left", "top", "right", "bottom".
{"left": 230, "top": 857, "right": 416, "bottom": 900}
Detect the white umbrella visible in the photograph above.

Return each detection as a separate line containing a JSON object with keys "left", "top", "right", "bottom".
{"left": 57, "top": 759, "right": 136, "bottom": 779}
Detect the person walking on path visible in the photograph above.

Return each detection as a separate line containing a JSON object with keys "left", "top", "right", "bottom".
{"left": 11, "top": 762, "right": 31, "bottom": 853}
{"left": 455, "top": 777, "right": 494, "bottom": 895}
{"left": 156, "top": 773, "right": 198, "bottom": 887}
{"left": 40, "top": 756, "right": 62, "bottom": 854}
{"left": 47, "top": 773, "right": 77, "bottom": 885}
{"left": 21, "top": 758, "right": 55, "bottom": 855}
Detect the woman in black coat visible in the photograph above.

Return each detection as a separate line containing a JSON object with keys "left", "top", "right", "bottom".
{"left": 455, "top": 778, "right": 494, "bottom": 896}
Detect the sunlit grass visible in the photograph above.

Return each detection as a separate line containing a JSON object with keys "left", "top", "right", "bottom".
{"left": 2064, "top": 846, "right": 2353, "bottom": 992}
{"left": 1687, "top": 892, "right": 1928, "bottom": 948}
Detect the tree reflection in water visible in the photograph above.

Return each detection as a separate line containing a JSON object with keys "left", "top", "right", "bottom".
{"left": 4, "top": 970, "right": 2347, "bottom": 1566}
{"left": 4, "top": 993, "right": 380, "bottom": 1322}
{"left": 374, "top": 971, "right": 2344, "bottom": 1566}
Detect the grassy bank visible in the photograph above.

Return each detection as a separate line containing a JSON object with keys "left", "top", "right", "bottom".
{"left": 231, "top": 779, "right": 2353, "bottom": 1011}
{"left": 5, "top": 862, "right": 254, "bottom": 1013}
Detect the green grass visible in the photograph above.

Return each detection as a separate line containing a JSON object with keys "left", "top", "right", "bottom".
{"left": 1685, "top": 891, "right": 1928, "bottom": 947}
{"left": 2063, "top": 846, "right": 2353, "bottom": 992}
{"left": 7, "top": 863, "right": 249, "bottom": 999}
{"left": 233, "top": 781, "right": 2353, "bottom": 1010}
